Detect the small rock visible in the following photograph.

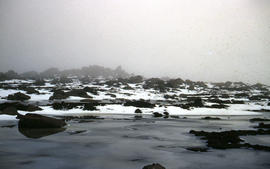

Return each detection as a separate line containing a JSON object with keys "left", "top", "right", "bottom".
{"left": 135, "top": 109, "right": 142, "bottom": 113}
{"left": 153, "top": 112, "right": 163, "bottom": 118}
{"left": 142, "top": 163, "right": 166, "bottom": 169}
{"left": 201, "top": 116, "right": 221, "bottom": 120}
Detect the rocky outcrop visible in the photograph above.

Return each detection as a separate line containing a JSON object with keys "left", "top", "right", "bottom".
{"left": 7, "top": 92, "right": 31, "bottom": 101}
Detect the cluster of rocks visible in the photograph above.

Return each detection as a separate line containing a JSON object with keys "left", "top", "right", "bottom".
{"left": 189, "top": 125, "right": 270, "bottom": 151}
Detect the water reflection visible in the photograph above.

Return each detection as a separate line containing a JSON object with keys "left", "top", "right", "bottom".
{"left": 18, "top": 127, "right": 66, "bottom": 139}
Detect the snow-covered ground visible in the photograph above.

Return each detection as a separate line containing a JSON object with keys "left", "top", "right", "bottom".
{"left": 1, "top": 79, "right": 269, "bottom": 120}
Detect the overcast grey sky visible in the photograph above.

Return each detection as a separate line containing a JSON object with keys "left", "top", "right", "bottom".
{"left": 0, "top": 0, "right": 269, "bottom": 84}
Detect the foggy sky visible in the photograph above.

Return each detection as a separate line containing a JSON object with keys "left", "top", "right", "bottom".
{"left": 0, "top": 0, "right": 270, "bottom": 84}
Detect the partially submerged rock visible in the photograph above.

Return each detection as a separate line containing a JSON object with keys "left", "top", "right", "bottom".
{"left": 153, "top": 112, "right": 163, "bottom": 118}
{"left": 135, "top": 109, "right": 142, "bottom": 113}
{"left": 7, "top": 92, "right": 31, "bottom": 101}
{"left": 189, "top": 129, "right": 270, "bottom": 151}
{"left": 142, "top": 163, "right": 166, "bottom": 169}
{"left": 17, "top": 113, "right": 66, "bottom": 128}
{"left": 201, "top": 116, "right": 221, "bottom": 120}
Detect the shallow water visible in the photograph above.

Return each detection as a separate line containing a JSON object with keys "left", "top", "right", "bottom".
{"left": 0, "top": 114, "right": 270, "bottom": 169}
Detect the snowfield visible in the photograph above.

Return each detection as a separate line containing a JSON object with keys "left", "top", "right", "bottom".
{"left": 0, "top": 78, "right": 269, "bottom": 119}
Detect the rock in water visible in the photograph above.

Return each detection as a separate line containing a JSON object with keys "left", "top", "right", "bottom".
{"left": 135, "top": 109, "right": 142, "bottom": 113}
{"left": 17, "top": 113, "right": 66, "bottom": 128}
{"left": 142, "top": 163, "right": 166, "bottom": 169}
{"left": 7, "top": 92, "right": 31, "bottom": 101}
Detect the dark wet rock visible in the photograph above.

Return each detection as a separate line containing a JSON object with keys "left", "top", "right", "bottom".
{"left": 83, "top": 86, "right": 98, "bottom": 95}
{"left": 201, "top": 116, "right": 221, "bottom": 120}
{"left": 268, "top": 102, "right": 270, "bottom": 106}
{"left": 186, "top": 147, "right": 208, "bottom": 152}
{"left": 124, "top": 100, "right": 155, "bottom": 108}
{"left": 153, "top": 112, "right": 163, "bottom": 117}
{"left": 19, "top": 127, "right": 66, "bottom": 139}
{"left": 163, "top": 111, "right": 169, "bottom": 116}
{"left": 17, "top": 113, "right": 66, "bottom": 128}
{"left": 0, "top": 102, "right": 42, "bottom": 112}
{"left": 142, "top": 163, "right": 166, "bottom": 169}
{"left": 189, "top": 129, "right": 270, "bottom": 151}
{"left": 7, "top": 92, "right": 31, "bottom": 101}
{"left": 49, "top": 90, "right": 69, "bottom": 100}
{"left": 249, "top": 118, "right": 270, "bottom": 122}
{"left": 135, "top": 109, "right": 142, "bottom": 113}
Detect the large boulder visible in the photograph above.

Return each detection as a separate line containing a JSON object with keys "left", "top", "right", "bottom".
{"left": 142, "top": 163, "right": 166, "bottom": 169}
{"left": 17, "top": 113, "right": 66, "bottom": 128}
{"left": 7, "top": 92, "right": 31, "bottom": 101}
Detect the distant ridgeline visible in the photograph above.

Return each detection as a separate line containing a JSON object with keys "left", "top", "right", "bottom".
{"left": 0, "top": 65, "right": 130, "bottom": 80}
{"left": 0, "top": 65, "right": 268, "bottom": 90}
